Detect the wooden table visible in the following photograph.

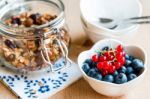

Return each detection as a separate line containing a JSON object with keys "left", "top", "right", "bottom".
{"left": 0, "top": 0, "right": 150, "bottom": 99}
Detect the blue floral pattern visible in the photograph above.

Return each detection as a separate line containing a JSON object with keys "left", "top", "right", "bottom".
{"left": 0, "top": 58, "right": 82, "bottom": 99}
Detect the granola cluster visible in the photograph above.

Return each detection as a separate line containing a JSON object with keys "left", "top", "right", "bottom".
{"left": 0, "top": 12, "right": 70, "bottom": 71}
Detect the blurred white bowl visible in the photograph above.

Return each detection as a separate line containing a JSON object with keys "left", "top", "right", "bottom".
{"left": 78, "top": 39, "right": 147, "bottom": 96}
{"left": 81, "top": 17, "right": 138, "bottom": 43}
{"left": 80, "top": 0, "right": 142, "bottom": 42}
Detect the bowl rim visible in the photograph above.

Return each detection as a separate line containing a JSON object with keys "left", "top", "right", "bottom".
{"left": 80, "top": 16, "right": 139, "bottom": 36}
{"left": 77, "top": 39, "right": 147, "bottom": 86}
{"left": 80, "top": 0, "right": 143, "bottom": 33}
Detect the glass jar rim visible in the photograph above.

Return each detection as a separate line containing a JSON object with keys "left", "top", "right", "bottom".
{"left": 0, "top": 0, "right": 65, "bottom": 37}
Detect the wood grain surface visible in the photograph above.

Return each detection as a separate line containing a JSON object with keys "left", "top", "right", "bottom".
{"left": 0, "top": 0, "right": 150, "bottom": 99}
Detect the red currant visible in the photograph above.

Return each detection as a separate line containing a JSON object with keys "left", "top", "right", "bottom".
{"left": 109, "top": 51, "right": 114, "bottom": 56}
{"left": 116, "top": 44, "right": 123, "bottom": 52}
{"left": 116, "top": 51, "right": 123, "bottom": 60}
{"left": 92, "top": 54, "right": 99, "bottom": 62}
{"left": 108, "top": 66, "right": 116, "bottom": 74}
{"left": 103, "top": 52, "right": 109, "bottom": 57}
{"left": 103, "top": 61, "right": 110, "bottom": 70}
{"left": 118, "top": 57, "right": 125, "bottom": 65}
{"left": 99, "top": 56, "right": 107, "bottom": 62}
{"left": 108, "top": 55, "right": 114, "bottom": 61}
{"left": 102, "top": 70, "right": 108, "bottom": 76}
{"left": 114, "top": 62, "right": 122, "bottom": 69}
{"left": 122, "top": 51, "right": 126, "bottom": 57}
{"left": 97, "top": 62, "right": 104, "bottom": 70}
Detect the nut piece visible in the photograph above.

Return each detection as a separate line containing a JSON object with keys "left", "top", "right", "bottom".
{"left": 27, "top": 40, "right": 37, "bottom": 51}
{"left": 24, "top": 18, "right": 33, "bottom": 27}
{"left": 6, "top": 54, "right": 16, "bottom": 61}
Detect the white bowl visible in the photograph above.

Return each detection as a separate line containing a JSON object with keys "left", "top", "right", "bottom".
{"left": 81, "top": 18, "right": 138, "bottom": 43}
{"left": 78, "top": 39, "right": 147, "bottom": 96}
{"left": 80, "top": 0, "right": 142, "bottom": 42}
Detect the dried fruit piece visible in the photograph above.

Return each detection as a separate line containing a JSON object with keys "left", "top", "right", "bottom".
{"left": 4, "top": 39, "right": 16, "bottom": 49}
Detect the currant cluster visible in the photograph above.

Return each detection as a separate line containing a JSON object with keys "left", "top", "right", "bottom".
{"left": 92, "top": 45, "right": 125, "bottom": 76}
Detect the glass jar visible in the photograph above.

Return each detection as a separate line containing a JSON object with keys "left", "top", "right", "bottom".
{"left": 0, "top": 0, "right": 71, "bottom": 73}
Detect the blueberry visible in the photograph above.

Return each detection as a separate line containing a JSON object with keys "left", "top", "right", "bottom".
{"left": 11, "top": 17, "right": 21, "bottom": 25}
{"left": 92, "top": 62, "right": 97, "bottom": 68}
{"left": 113, "top": 71, "right": 118, "bottom": 77}
{"left": 125, "top": 54, "right": 130, "bottom": 60}
{"left": 95, "top": 74, "right": 102, "bottom": 80}
{"left": 127, "top": 74, "right": 137, "bottom": 81}
{"left": 82, "top": 63, "right": 90, "bottom": 74}
{"left": 103, "top": 75, "right": 114, "bottom": 83}
{"left": 132, "top": 59, "right": 144, "bottom": 71}
{"left": 126, "top": 66, "right": 134, "bottom": 74}
{"left": 125, "top": 54, "right": 135, "bottom": 61}
{"left": 84, "top": 59, "right": 93, "bottom": 68}
{"left": 115, "top": 73, "right": 127, "bottom": 84}
{"left": 102, "top": 46, "right": 109, "bottom": 51}
{"left": 93, "top": 67, "right": 99, "bottom": 73}
{"left": 129, "top": 55, "right": 135, "bottom": 61}
{"left": 87, "top": 68, "right": 97, "bottom": 77}
{"left": 125, "top": 60, "right": 132, "bottom": 66}
{"left": 118, "top": 66, "right": 126, "bottom": 73}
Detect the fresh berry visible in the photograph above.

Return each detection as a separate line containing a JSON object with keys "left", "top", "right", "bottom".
{"left": 93, "top": 67, "right": 99, "bottom": 73}
{"left": 92, "top": 62, "right": 97, "bottom": 67}
{"left": 92, "top": 54, "right": 99, "bottom": 62}
{"left": 115, "top": 73, "right": 127, "bottom": 84}
{"left": 99, "top": 56, "right": 107, "bottom": 62}
{"left": 107, "top": 55, "right": 114, "bottom": 61}
{"left": 95, "top": 74, "right": 102, "bottom": 80}
{"left": 118, "top": 66, "right": 126, "bottom": 73}
{"left": 87, "top": 68, "right": 97, "bottom": 77}
{"left": 127, "top": 74, "right": 137, "bottom": 81}
{"left": 125, "top": 60, "right": 132, "bottom": 66}
{"left": 114, "top": 62, "right": 122, "bottom": 69}
{"left": 103, "top": 52, "right": 109, "bottom": 57}
{"left": 82, "top": 63, "right": 90, "bottom": 74}
{"left": 113, "top": 71, "right": 118, "bottom": 77}
{"left": 103, "top": 61, "right": 110, "bottom": 70}
{"left": 126, "top": 66, "right": 134, "bottom": 74}
{"left": 103, "top": 75, "right": 114, "bottom": 83}
{"left": 102, "top": 46, "right": 109, "bottom": 51}
{"left": 97, "top": 62, "right": 104, "bottom": 70}
{"left": 129, "top": 55, "right": 135, "bottom": 61}
{"left": 102, "top": 70, "right": 108, "bottom": 76}
{"left": 108, "top": 66, "right": 116, "bottom": 74}
{"left": 116, "top": 51, "right": 124, "bottom": 59}
{"left": 118, "top": 57, "right": 125, "bottom": 65}
{"left": 122, "top": 51, "right": 126, "bottom": 57}
{"left": 125, "top": 54, "right": 130, "bottom": 60}
{"left": 84, "top": 59, "right": 93, "bottom": 68}
{"left": 116, "top": 44, "right": 123, "bottom": 52}
{"left": 132, "top": 59, "right": 144, "bottom": 71}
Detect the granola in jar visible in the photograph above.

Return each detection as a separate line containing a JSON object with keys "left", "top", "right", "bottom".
{"left": 0, "top": 1, "right": 70, "bottom": 72}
